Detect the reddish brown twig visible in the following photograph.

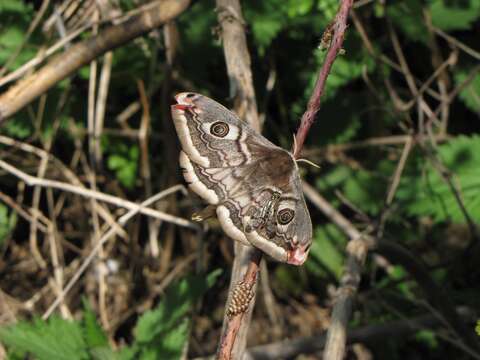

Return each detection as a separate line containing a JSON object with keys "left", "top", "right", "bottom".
{"left": 217, "top": 249, "right": 262, "bottom": 360}
{"left": 293, "top": 0, "right": 353, "bottom": 159}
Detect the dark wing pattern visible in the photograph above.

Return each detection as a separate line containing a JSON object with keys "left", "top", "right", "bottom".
{"left": 172, "top": 93, "right": 312, "bottom": 265}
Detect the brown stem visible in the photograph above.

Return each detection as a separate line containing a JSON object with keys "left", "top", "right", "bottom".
{"left": 0, "top": 0, "right": 191, "bottom": 123}
{"left": 293, "top": 0, "right": 353, "bottom": 159}
{"left": 217, "top": 249, "right": 262, "bottom": 360}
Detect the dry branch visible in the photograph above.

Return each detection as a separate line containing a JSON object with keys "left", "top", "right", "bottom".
{"left": 42, "top": 185, "right": 185, "bottom": 319}
{"left": 245, "top": 307, "right": 476, "bottom": 360}
{"left": 0, "top": 159, "right": 196, "bottom": 229}
{"left": 0, "top": 0, "right": 190, "bottom": 123}
{"left": 374, "top": 241, "right": 480, "bottom": 354}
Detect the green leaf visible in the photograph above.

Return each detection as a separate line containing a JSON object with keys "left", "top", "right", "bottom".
{"left": 133, "top": 270, "right": 222, "bottom": 359}
{"left": 0, "top": 2, "right": 36, "bottom": 71}
{"left": 315, "top": 48, "right": 375, "bottom": 100}
{"left": 429, "top": 0, "right": 480, "bottom": 31}
{"left": 273, "top": 266, "right": 306, "bottom": 296}
{"left": 0, "top": 203, "right": 17, "bottom": 247}
{"left": 455, "top": 69, "right": 480, "bottom": 113}
{"left": 0, "top": 0, "right": 31, "bottom": 12}
{"left": 378, "top": 266, "right": 415, "bottom": 299}
{"left": 317, "top": 164, "right": 387, "bottom": 215}
{"left": 287, "top": 0, "right": 314, "bottom": 17}
{"left": 82, "top": 299, "right": 109, "bottom": 349}
{"left": 91, "top": 347, "right": 119, "bottom": 360}
{"left": 398, "top": 135, "right": 480, "bottom": 223}
{"left": 0, "top": 118, "right": 33, "bottom": 139}
{"left": 245, "top": 2, "right": 287, "bottom": 53}
{"left": 415, "top": 329, "right": 438, "bottom": 349}
{"left": 251, "top": 14, "right": 284, "bottom": 51}
{"left": 387, "top": 0, "right": 429, "bottom": 43}
{"left": 307, "top": 225, "right": 347, "bottom": 279}
{"left": 116, "top": 346, "right": 139, "bottom": 360}
{"left": 316, "top": 0, "right": 340, "bottom": 19}
{"left": 106, "top": 145, "right": 139, "bottom": 189}
{"left": 0, "top": 317, "right": 89, "bottom": 360}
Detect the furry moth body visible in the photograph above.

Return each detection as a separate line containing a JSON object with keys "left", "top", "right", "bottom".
{"left": 171, "top": 93, "right": 312, "bottom": 265}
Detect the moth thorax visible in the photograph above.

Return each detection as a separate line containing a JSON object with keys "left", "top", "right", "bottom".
{"left": 260, "top": 191, "right": 281, "bottom": 221}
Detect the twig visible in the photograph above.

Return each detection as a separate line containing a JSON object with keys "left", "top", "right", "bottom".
{"left": 0, "top": 159, "right": 196, "bottom": 229}
{"left": 0, "top": 191, "right": 49, "bottom": 233}
{"left": 293, "top": 0, "right": 353, "bottom": 159}
{"left": 42, "top": 185, "right": 185, "bottom": 319}
{"left": 217, "top": 249, "right": 262, "bottom": 360}
{"left": 245, "top": 307, "right": 476, "bottom": 360}
{"left": 433, "top": 27, "right": 480, "bottom": 61}
{"left": 137, "top": 80, "right": 157, "bottom": 257}
{"left": 0, "top": 0, "right": 191, "bottom": 123}
{"left": 304, "top": 182, "right": 480, "bottom": 358}
{"left": 93, "top": 50, "right": 113, "bottom": 168}
{"left": 374, "top": 240, "right": 480, "bottom": 355}
{"left": 0, "top": 0, "right": 51, "bottom": 76}
{"left": 302, "top": 183, "right": 372, "bottom": 360}
{"left": 265, "top": 2, "right": 356, "bottom": 357}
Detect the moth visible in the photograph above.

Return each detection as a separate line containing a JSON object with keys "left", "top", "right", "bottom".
{"left": 171, "top": 93, "right": 312, "bottom": 265}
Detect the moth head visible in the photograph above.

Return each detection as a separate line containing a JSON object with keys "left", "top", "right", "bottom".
{"left": 173, "top": 92, "right": 242, "bottom": 141}
{"left": 174, "top": 92, "right": 200, "bottom": 105}
{"left": 275, "top": 198, "right": 312, "bottom": 266}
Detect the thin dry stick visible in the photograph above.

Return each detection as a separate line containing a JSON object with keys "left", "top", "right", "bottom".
{"left": 433, "top": 27, "right": 480, "bottom": 61}
{"left": 374, "top": 240, "right": 480, "bottom": 355}
{"left": 137, "top": 80, "right": 157, "bottom": 257}
{"left": 386, "top": 136, "right": 413, "bottom": 205}
{"left": 217, "top": 250, "right": 262, "bottom": 359}
{"left": 350, "top": 9, "right": 443, "bottom": 102}
{"left": 46, "top": 188, "right": 71, "bottom": 319}
{"left": 245, "top": 307, "right": 475, "bottom": 360}
{"left": 0, "top": 23, "right": 91, "bottom": 88}
{"left": 303, "top": 183, "right": 371, "bottom": 360}
{"left": 0, "top": 191, "right": 49, "bottom": 233}
{"left": 305, "top": 133, "right": 448, "bottom": 156}
{"left": 84, "top": 6, "right": 110, "bottom": 330}
{"left": 93, "top": 51, "right": 113, "bottom": 167}
{"left": 42, "top": 185, "right": 185, "bottom": 319}
{"left": 0, "top": 0, "right": 191, "bottom": 123}
{"left": 0, "top": 135, "right": 129, "bottom": 239}
{"left": 0, "top": 0, "right": 51, "bottom": 76}
{"left": 87, "top": 8, "right": 99, "bottom": 165}
{"left": 385, "top": 20, "right": 480, "bottom": 246}
{"left": 29, "top": 114, "right": 63, "bottom": 268}
{"left": 0, "top": 159, "right": 196, "bottom": 229}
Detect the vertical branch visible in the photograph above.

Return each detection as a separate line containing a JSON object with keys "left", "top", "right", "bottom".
{"left": 293, "top": 0, "right": 353, "bottom": 159}
{"left": 285, "top": 0, "right": 356, "bottom": 358}
{"left": 215, "top": 0, "right": 261, "bottom": 358}
{"left": 216, "top": 0, "right": 260, "bottom": 131}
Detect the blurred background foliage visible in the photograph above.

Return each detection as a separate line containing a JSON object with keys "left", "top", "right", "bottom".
{"left": 0, "top": 0, "right": 479, "bottom": 359}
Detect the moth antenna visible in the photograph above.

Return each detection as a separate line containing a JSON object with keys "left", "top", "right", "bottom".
{"left": 292, "top": 134, "right": 298, "bottom": 155}
{"left": 296, "top": 158, "right": 321, "bottom": 169}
